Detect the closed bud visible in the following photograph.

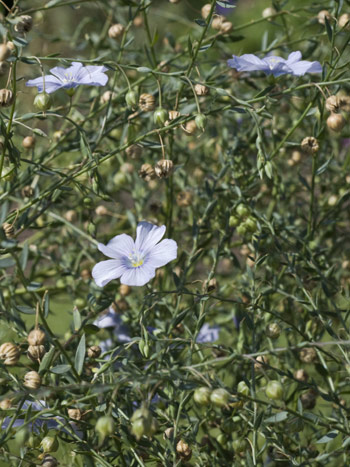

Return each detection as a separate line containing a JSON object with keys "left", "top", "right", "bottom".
{"left": 22, "top": 136, "right": 36, "bottom": 149}
{"left": 194, "top": 386, "right": 212, "bottom": 405}
{"left": 96, "top": 415, "right": 115, "bottom": 441}
{"left": 195, "top": 84, "right": 209, "bottom": 96}
{"left": 15, "top": 15, "right": 33, "bottom": 33}
{"left": 139, "top": 93, "right": 155, "bottom": 112}
{"left": 195, "top": 113, "right": 207, "bottom": 131}
{"left": 108, "top": 23, "right": 125, "bottom": 39}
{"left": 28, "top": 328, "right": 45, "bottom": 346}
{"left": 301, "top": 136, "right": 319, "bottom": 154}
{"left": 266, "top": 323, "right": 281, "bottom": 339}
{"left": 317, "top": 10, "right": 331, "bottom": 25}
{"left": 210, "top": 388, "right": 229, "bottom": 407}
{"left": 265, "top": 380, "right": 283, "bottom": 400}
{"left": 27, "top": 345, "right": 46, "bottom": 361}
{"left": 0, "top": 89, "right": 13, "bottom": 107}
{"left": 40, "top": 436, "right": 58, "bottom": 453}
{"left": 299, "top": 347, "right": 317, "bottom": 363}
{"left": 87, "top": 345, "right": 101, "bottom": 359}
{"left": 327, "top": 113, "right": 345, "bottom": 132}
{"left": 41, "top": 454, "right": 58, "bottom": 467}
{"left": 24, "top": 371, "right": 41, "bottom": 389}
{"left": 0, "top": 342, "right": 20, "bottom": 365}
{"left": 0, "top": 44, "right": 11, "bottom": 61}
{"left": 153, "top": 108, "right": 168, "bottom": 126}
{"left": 2, "top": 222, "right": 15, "bottom": 239}
{"left": 339, "top": 13, "right": 350, "bottom": 30}
{"left": 201, "top": 4, "right": 212, "bottom": 19}
{"left": 139, "top": 163, "right": 155, "bottom": 181}
{"left": 68, "top": 408, "right": 82, "bottom": 420}
{"left": 154, "top": 159, "right": 174, "bottom": 178}
{"left": 125, "top": 90, "right": 138, "bottom": 108}
{"left": 176, "top": 440, "right": 192, "bottom": 460}
{"left": 34, "top": 92, "right": 52, "bottom": 111}
{"left": 126, "top": 144, "right": 142, "bottom": 159}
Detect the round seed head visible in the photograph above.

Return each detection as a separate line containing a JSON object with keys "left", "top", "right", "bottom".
{"left": 154, "top": 159, "right": 174, "bottom": 178}
{"left": 139, "top": 93, "right": 155, "bottom": 112}
{"left": 0, "top": 89, "right": 13, "bottom": 107}
{"left": 139, "top": 163, "right": 156, "bottom": 181}
{"left": 0, "top": 343, "right": 20, "bottom": 365}
{"left": 28, "top": 329, "right": 45, "bottom": 346}
{"left": 24, "top": 371, "right": 41, "bottom": 389}
{"left": 108, "top": 23, "right": 125, "bottom": 39}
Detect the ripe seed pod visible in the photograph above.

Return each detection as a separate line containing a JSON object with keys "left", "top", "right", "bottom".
{"left": 95, "top": 205, "right": 108, "bottom": 216}
{"left": 15, "top": 15, "right": 33, "bottom": 33}
{"left": 0, "top": 342, "right": 20, "bottom": 365}
{"left": 108, "top": 23, "right": 125, "bottom": 39}
{"left": 299, "top": 347, "right": 317, "bottom": 363}
{"left": 301, "top": 136, "right": 319, "bottom": 154}
{"left": 294, "top": 369, "right": 309, "bottom": 382}
{"left": 153, "top": 108, "right": 168, "bottom": 126}
{"left": 317, "top": 10, "right": 331, "bottom": 25}
{"left": 254, "top": 355, "right": 268, "bottom": 369}
{"left": 64, "top": 209, "right": 77, "bottom": 222}
{"left": 265, "top": 380, "right": 283, "bottom": 400}
{"left": 176, "top": 440, "right": 192, "bottom": 460}
{"left": 68, "top": 408, "right": 82, "bottom": 420}
{"left": 327, "top": 113, "right": 345, "bottom": 132}
{"left": 27, "top": 345, "right": 46, "bottom": 361}
{"left": 154, "top": 159, "right": 174, "bottom": 178}
{"left": 119, "top": 284, "right": 131, "bottom": 296}
{"left": 201, "top": 4, "right": 211, "bottom": 19}
{"left": 169, "top": 0, "right": 181, "bottom": 3}
{"left": 2, "top": 222, "right": 15, "bottom": 239}
{"left": 28, "top": 329, "right": 45, "bottom": 346}
{"left": 41, "top": 454, "right": 58, "bottom": 467}
{"left": 40, "top": 436, "right": 59, "bottom": 453}
{"left": 194, "top": 387, "right": 212, "bottom": 406}
{"left": 126, "top": 144, "right": 142, "bottom": 159}
{"left": 87, "top": 345, "right": 101, "bottom": 359}
{"left": 34, "top": 92, "right": 52, "bottom": 111}
{"left": 195, "top": 84, "right": 209, "bottom": 96}
{"left": 220, "top": 21, "right": 233, "bottom": 34}
{"left": 133, "top": 15, "right": 143, "bottom": 27}
{"left": 163, "top": 427, "right": 174, "bottom": 440}
{"left": 21, "top": 185, "right": 34, "bottom": 198}
{"left": 325, "top": 95, "right": 340, "bottom": 112}
{"left": 24, "top": 371, "right": 41, "bottom": 389}
{"left": 176, "top": 190, "right": 192, "bottom": 207}
{"left": 210, "top": 388, "right": 229, "bottom": 407}
{"left": 139, "top": 93, "right": 155, "bottom": 112}
{"left": 6, "top": 42, "right": 15, "bottom": 52}
{"left": 300, "top": 390, "right": 317, "bottom": 409}
{"left": 138, "top": 163, "right": 156, "bottom": 181}
{"left": 0, "top": 89, "right": 13, "bottom": 107}
{"left": 203, "top": 277, "right": 218, "bottom": 293}
{"left": 339, "top": 13, "right": 350, "bottom": 29}
{"left": 183, "top": 119, "right": 197, "bottom": 135}
{"left": 0, "top": 44, "right": 11, "bottom": 61}
{"left": 212, "top": 16, "right": 225, "bottom": 30}
{"left": 266, "top": 323, "right": 281, "bottom": 339}
{"left": 22, "top": 136, "right": 36, "bottom": 149}
{"left": 262, "top": 7, "right": 277, "bottom": 18}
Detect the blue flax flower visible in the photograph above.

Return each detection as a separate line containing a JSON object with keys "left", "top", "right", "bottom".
{"left": 26, "top": 61, "right": 109, "bottom": 94}
{"left": 92, "top": 221, "right": 177, "bottom": 287}
{"left": 216, "top": 0, "right": 237, "bottom": 16}
{"left": 227, "top": 51, "right": 322, "bottom": 77}
{"left": 196, "top": 323, "right": 220, "bottom": 343}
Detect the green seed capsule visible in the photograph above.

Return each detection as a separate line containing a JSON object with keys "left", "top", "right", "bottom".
{"left": 236, "top": 224, "right": 247, "bottom": 237}
{"left": 34, "top": 92, "right": 52, "bottom": 111}
{"left": 265, "top": 380, "right": 283, "bottom": 400}
{"left": 125, "top": 90, "right": 138, "bottom": 108}
{"left": 96, "top": 416, "right": 115, "bottom": 441}
{"left": 245, "top": 217, "right": 258, "bottom": 233}
{"left": 40, "top": 436, "right": 59, "bottom": 453}
{"left": 266, "top": 323, "right": 281, "bottom": 339}
{"left": 195, "top": 113, "right": 207, "bottom": 131}
{"left": 210, "top": 388, "right": 229, "bottom": 407}
{"left": 130, "top": 407, "right": 154, "bottom": 440}
{"left": 193, "top": 387, "right": 211, "bottom": 406}
{"left": 237, "top": 381, "right": 249, "bottom": 396}
{"left": 236, "top": 204, "right": 250, "bottom": 218}
{"left": 229, "top": 215, "right": 240, "bottom": 227}
{"left": 153, "top": 108, "right": 168, "bottom": 126}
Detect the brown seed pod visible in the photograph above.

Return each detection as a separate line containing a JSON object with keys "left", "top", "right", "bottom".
{"left": 176, "top": 440, "right": 192, "bottom": 460}
{"left": 21, "top": 185, "right": 34, "bottom": 198}
{"left": 108, "top": 23, "right": 125, "bottom": 39}
{"left": 203, "top": 277, "right": 218, "bottom": 293}
{"left": 317, "top": 10, "right": 331, "bottom": 25}
{"left": 120, "top": 284, "right": 131, "bottom": 296}
{"left": 0, "top": 89, "right": 13, "bottom": 107}
{"left": 300, "top": 390, "right": 317, "bottom": 409}
{"left": 201, "top": 4, "right": 211, "bottom": 19}
{"left": 195, "top": 84, "right": 209, "bottom": 96}
{"left": 165, "top": 110, "right": 181, "bottom": 126}
{"left": 325, "top": 95, "right": 340, "bottom": 113}
{"left": 2, "top": 222, "right": 15, "bottom": 239}
{"left": 299, "top": 347, "right": 317, "bottom": 363}
{"left": 327, "top": 113, "right": 345, "bottom": 132}
{"left": 0, "top": 398, "right": 12, "bottom": 410}
{"left": 169, "top": 0, "right": 181, "bottom": 3}
{"left": 28, "top": 329, "right": 45, "bottom": 346}
{"left": 183, "top": 120, "right": 197, "bottom": 135}
{"left": 68, "top": 408, "right": 83, "bottom": 420}
{"left": 126, "top": 144, "right": 143, "bottom": 159}
{"left": 133, "top": 15, "right": 143, "bottom": 27}
{"left": 95, "top": 205, "right": 108, "bottom": 216}
{"left": 154, "top": 159, "right": 174, "bottom": 178}
{"left": 87, "top": 345, "right": 102, "bottom": 359}
{"left": 6, "top": 42, "right": 15, "bottom": 52}
{"left": 176, "top": 190, "right": 193, "bottom": 207}
{"left": 22, "top": 136, "right": 36, "bottom": 149}
{"left": 0, "top": 343, "right": 20, "bottom": 365}
{"left": 27, "top": 345, "right": 46, "bottom": 361}
{"left": 339, "top": 13, "right": 350, "bottom": 29}
{"left": 100, "top": 90, "right": 115, "bottom": 104}
{"left": 0, "top": 44, "right": 11, "bottom": 62}
{"left": 212, "top": 16, "right": 225, "bottom": 30}
{"left": 41, "top": 454, "right": 58, "bottom": 467}
{"left": 64, "top": 209, "right": 77, "bottom": 222}
{"left": 301, "top": 136, "right": 319, "bottom": 154}
{"left": 220, "top": 21, "right": 233, "bottom": 34}
{"left": 294, "top": 369, "right": 309, "bottom": 382}
{"left": 291, "top": 150, "right": 302, "bottom": 164}
{"left": 24, "top": 371, "right": 41, "bottom": 389}
{"left": 254, "top": 355, "right": 268, "bottom": 370}
{"left": 138, "top": 163, "right": 156, "bottom": 181}
{"left": 163, "top": 427, "right": 174, "bottom": 439}
{"left": 15, "top": 15, "right": 33, "bottom": 33}
{"left": 139, "top": 93, "right": 155, "bottom": 112}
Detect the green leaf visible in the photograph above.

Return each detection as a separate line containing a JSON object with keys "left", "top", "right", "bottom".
{"left": 73, "top": 308, "right": 82, "bottom": 332}
{"left": 265, "top": 411, "right": 288, "bottom": 423}
{"left": 316, "top": 431, "right": 338, "bottom": 444}
{"left": 15, "top": 305, "right": 36, "bottom": 314}
{"left": 0, "top": 257, "right": 16, "bottom": 268}
{"left": 27, "top": 282, "right": 43, "bottom": 291}
{"left": 74, "top": 334, "right": 86, "bottom": 375}
{"left": 39, "top": 346, "right": 56, "bottom": 373}
{"left": 51, "top": 364, "right": 71, "bottom": 374}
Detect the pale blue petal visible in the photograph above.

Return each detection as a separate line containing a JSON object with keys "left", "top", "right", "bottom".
{"left": 290, "top": 60, "right": 323, "bottom": 76}
{"left": 196, "top": 324, "right": 220, "bottom": 343}
{"left": 92, "top": 260, "right": 127, "bottom": 287}
{"left": 146, "top": 239, "right": 177, "bottom": 268}
{"left": 135, "top": 222, "right": 166, "bottom": 253}
{"left": 50, "top": 62, "right": 82, "bottom": 80}
{"left": 287, "top": 51, "right": 302, "bottom": 64}
{"left": 26, "top": 75, "right": 63, "bottom": 93}
{"left": 228, "top": 54, "right": 268, "bottom": 72}
{"left": 99, "top": 233, "right": 134, "bottom": 258}
{"left": 76, "top": 65, "right": 109, "bottom": 86}
{"left": 94, "top": 306, "right": 121, "bottom": 328}
{"left": 120, "top": 263, "right": 156, "bottom": 286}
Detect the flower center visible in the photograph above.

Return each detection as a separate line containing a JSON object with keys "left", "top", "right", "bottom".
{"left": 62, "top": 72, "right": 74, "bottom": 83}
{"left": 129, "top": 251, "right": 144, "bottom": 268}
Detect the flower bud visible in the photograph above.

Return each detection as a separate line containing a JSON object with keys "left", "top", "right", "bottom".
{"left": 301, "top": 136, "right": 319, "bottom": 154}
{"left": 266, "top": 323, "right": 281, "bottom": 339}
{"left": 0, "top": 342, "right": 20, "bottom": 365}
{"left": 130, "top": 407, "right": 154, "bottom": 440}
{"left": 126, "top": 144, "right": 142, "bottom": 159}
{"left": 176, "top": 440, "right": 192, "bottom": 460}
{"left": 0, "top": 44, "right": 11, "bottom": 62}
{"left": 154, "top": 159, "right": 174, "bottom": 178}
{"left": 139, "top": 163, "right": 156, "bottom": 181}
{"left": 68, "top": 408, "right": 82, "bottom": 420}
{"left": 28, "top": 328, "right": 45, "bottom": 346}
{"left": 210, "top": 388, "right": 229, "bottom": 407}
{"left": 317, "top": 10, "right": 331, "bottom": 25}
{"left": 34, "top": 92, "right": 52, "bottom": 111}
{"left": 27, "top": 345, "right": 46, "bottom": 361}
{"left": 108, "top": 23, "right": 125, "bottom": 39}
{"left": 294, "top": 369, "right": 309, "bottom": 382}
{"left": 265, "top": 380, "right": 283, "bottom": 400}
{"left": 195, "top": 113, "right": 207, "bottom": 131}
{"left": 41, "top": 454, "right": 58, "bottom": 467}
{"left": 0, "top": 89, "right": 13, "bottom": 107}
{"left": 139, "top": 93, "right": 155, "bottom": 112}
{"left": 2, "top": 222, "right": 15, "bottom": 239}
{"left": 22, "top": 136, "right": 36, "bottom": 149}
{"left": 24, "top": 371, "right": 41, "bottom": 389}
{"left": 125, "top": 90, "right": 138, "bottom": 108}
{"left": 327, "top": 113, "right": 345, "bottom": 132}
{"left": 40, "top": 436, "right": 59, "bottom": 453}
{"left": 194, "top": 386, "right": 211, "bottom": 406}
{"left": 339, "top": 13, "right": 350, "bottom": 30}
{"left": 96, "top": 415, "right": 115, "bottom": 441}
{"left": 299, "top": 347, "right": 317, "bottom": 363}
{"left": 15, "top": 15, "right": 33, "bottom": 33}
{"left": 262, "top": 7, "right": 277, "bottom": 18}
{"left": 87, "top": 345, "right": 101, "bottom": 359}
{"left": 153, "top": 108, "right": 168, "bottom": 126}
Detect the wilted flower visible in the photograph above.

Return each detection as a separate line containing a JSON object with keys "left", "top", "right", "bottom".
{"left": 216, "top": 0, "right": 236, "bottom": 16}
{"left": 196, "top": 323, "right": 220, "bottom": 343}
{"left": 228, "top": 51, "right": 322, "bottom": 77}
{"left": 26, "top": 62, "right": 109, "bottom": 94}
{"left": 92, "top": 222, "right": 177, "bottom": 287}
